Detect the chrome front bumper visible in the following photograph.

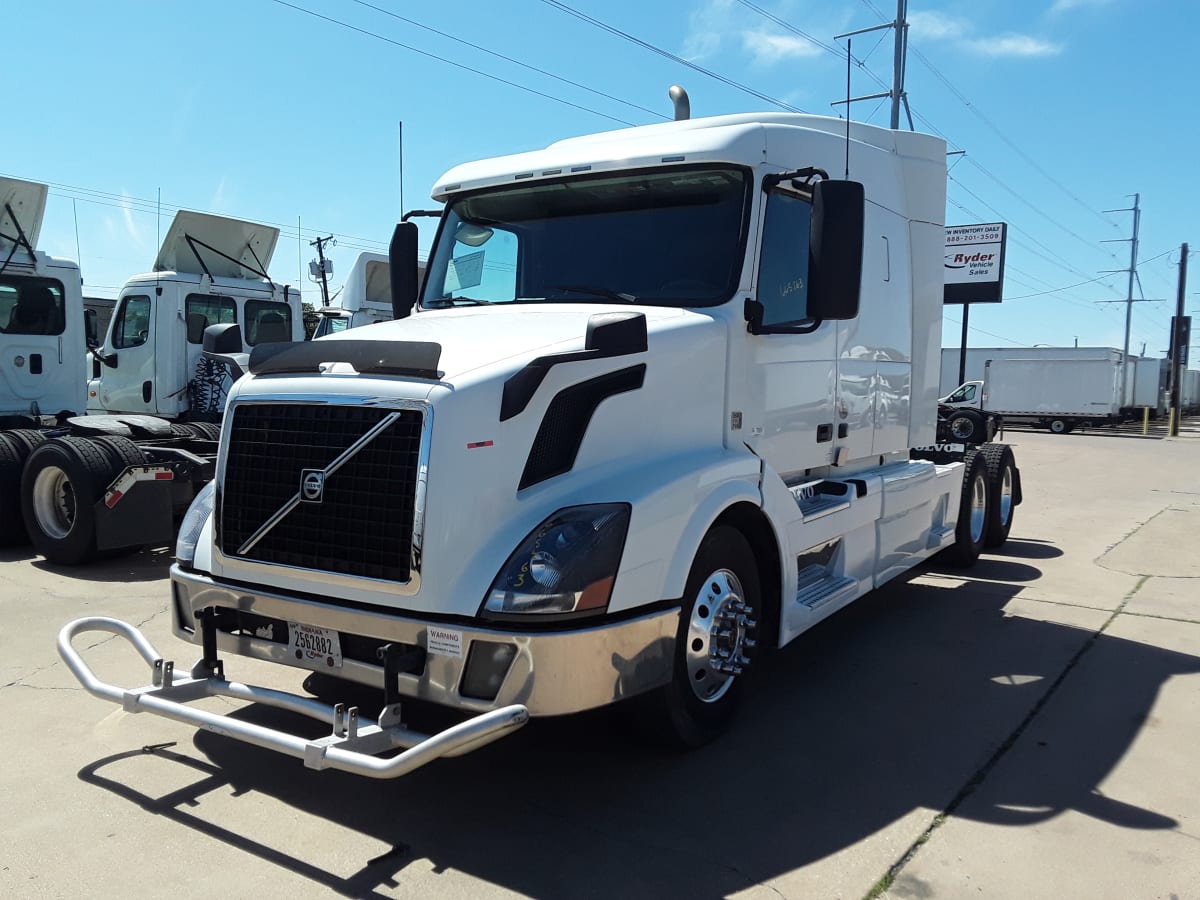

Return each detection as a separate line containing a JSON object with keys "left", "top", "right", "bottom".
{"left": 170, "top": 566, "right": 679, "bottom": 716}
{"left": 58, "top": 617, "right": 529, "bottom": 779}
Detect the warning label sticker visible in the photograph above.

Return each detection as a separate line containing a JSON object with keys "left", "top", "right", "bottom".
{"left": 427, "top": 626, "right": 464, "bottom": 658}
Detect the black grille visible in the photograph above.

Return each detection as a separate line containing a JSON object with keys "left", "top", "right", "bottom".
{"left": 221, "top": 404, "right": 422, "bottom": 581}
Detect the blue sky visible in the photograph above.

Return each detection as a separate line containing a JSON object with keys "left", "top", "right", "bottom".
{"left": 8, "top": 0, "right": 1197, "bottom": 357}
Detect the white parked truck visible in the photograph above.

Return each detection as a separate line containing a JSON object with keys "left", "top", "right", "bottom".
{"left": 312, "top": 251, "right": 428, "bottom": 338}
{"left": 88, "top": 209, "right": 304, "bottom": 420}
{"left": 941, "top": 352, "right": 1126, "bottom": 434}
{"left": 60, "top": 97, "right": 1023, "bottom": 777}
{"left": 0, "top": 178, "right": 294, "bottom": 562}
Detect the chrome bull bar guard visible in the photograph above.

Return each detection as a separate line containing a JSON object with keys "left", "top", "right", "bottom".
{"left": 58, "top": 617, "right": 529, "bottom": 779}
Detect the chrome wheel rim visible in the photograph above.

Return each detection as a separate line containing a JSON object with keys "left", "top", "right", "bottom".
{"left": 32, "top": 465, "right": 75, "bottom": 540}
{"left": 969, "top": 472, "right": 987, "bottom": 543}
{"left": 685, "top": 568, "right": 757, "bottom": 703}
{"left": 950, "top": 417, "right": 973, "bottom": 440}
{"left": 999, "top": 465, "right": 1014, "bottom": 526}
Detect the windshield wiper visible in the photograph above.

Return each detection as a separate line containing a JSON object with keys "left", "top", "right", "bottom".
{"left": 424, "top": 296, "right": 490, "bottom": 307}
{"left": 546, "top": 284, "right": 639, "bottom": 304}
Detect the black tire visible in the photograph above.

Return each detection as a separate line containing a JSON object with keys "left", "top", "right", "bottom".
{"left": 980, "top": 444, "right": 1017, "bottom": 548}
{"left": 0, "top": 439, "right": 27, "bottom": 545}
{"left": 1048, "top": 419, "right": 1069, "bottom": 435}
{"left": 184, "top": 421, "right": 221, "bottom": 442}
{"left": 90, "top": 435, "right": 147, "bottom": 478}
{"left": 1, "top": 428, "right": 48, "bottom": 462}
{"left": 946, "top": 409, "right": 984, "bottom": 443}
{"left": 940, "top": 451, "right": 989, "bottom": 568}
{"left": 641, "top": 526, "right": 763, "bottom": 747}
{"left": 170, "top": 422, "right": 194, "bottom": 438}
{"left": 20, "top": 437, "right": 113, "bottom": 565}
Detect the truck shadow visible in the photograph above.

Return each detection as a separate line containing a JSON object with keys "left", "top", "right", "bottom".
{"left": 76, "top": 572, "right": 1200, "bottom": 899}
{"left": 31, "top": 543, "right": 175, "bottom": 582}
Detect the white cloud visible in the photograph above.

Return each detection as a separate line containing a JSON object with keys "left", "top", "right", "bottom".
{"left": 964, "top": 34, "right": 1063, "bottom": 57}
{"left": 741, "top": 29, "right": 824, "bottom": 66}
{"left": 908, "top": 10, "right": 967, "bottom": 41}
{"left": 682, "top": 0, "right": 737, "bottom": 61}
{"left": 119, "top": 193, "right": 144, "bottom": 248}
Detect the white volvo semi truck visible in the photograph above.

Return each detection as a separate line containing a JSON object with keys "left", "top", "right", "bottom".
{"left": 61, "top": 96, "right": 1022, "bottom": 777}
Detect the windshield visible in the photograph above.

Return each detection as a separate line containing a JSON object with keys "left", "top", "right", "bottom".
{"left": 422, "top": 165, "right": 750, "bottom": 309}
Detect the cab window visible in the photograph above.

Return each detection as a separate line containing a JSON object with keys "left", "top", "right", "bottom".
{"left": 112, "top": 295, "right": 152, "bottom": 348}
{"left": 185, "top": 294, "right": 237, "bottom": 344}
{"left": 0, "top": 275, "right": 66, "bottom": 336}
{"left": 245, "top": 299, "right": 293, "bottom": 345}
{"left": 757, "top": 190, "right": 812, "bottom": 327}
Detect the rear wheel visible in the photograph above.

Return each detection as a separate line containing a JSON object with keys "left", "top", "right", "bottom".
{"left": 642, "top": 526, "right": 762, "bottom": 747}
{"left": 0, "top": 439, "right": 27, "bottom": 545}
{"left": 940, "top": 451, "right": 989, "bottom": 567}
{"left": 1, "top": 428, "right": 48, "bottom": 461}
{"left": 1048, "top": 419, "right": 1070, "bottom": 434}
{"left": 981, "top": 444, "right": 1017, "bottom": 548}
{"left": 20, "top": 437, "right": 112, "bottom": 565}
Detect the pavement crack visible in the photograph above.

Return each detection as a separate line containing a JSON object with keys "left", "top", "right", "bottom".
{"left": 863, "top": 575, "right": 1150, "bottom": 900}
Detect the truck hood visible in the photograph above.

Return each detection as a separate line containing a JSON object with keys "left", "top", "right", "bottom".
{"left": 315, "top": 304, "right": 688, "bottom": 385}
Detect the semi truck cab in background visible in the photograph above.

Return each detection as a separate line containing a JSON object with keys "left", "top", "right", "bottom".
{"left": 88, "top": 210, "right": 303, "bottom": 421}
{"left": 312, "top": 251, "right": 427, "bottom": 338}
{"left": 61, "top": 100, "right": 1023, "bottom": 778}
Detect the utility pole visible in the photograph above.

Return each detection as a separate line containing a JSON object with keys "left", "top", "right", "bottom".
{"left": 1101, "top": 194, "right": 1140, "bottom": 405}
{"left": 1169, "top": 243, "right": 1189, "bottom": 436}
{"left": 832, "top": 1, "right": 911, "bottom": 130}
{"left": 309, "top": 235, "right": 335, "bottom": 307}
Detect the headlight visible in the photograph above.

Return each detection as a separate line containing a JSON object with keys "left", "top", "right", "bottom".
{"left": 175, "top": 480, "right": 215, "bottom": 569}
{"left": 482, "top": 504, "right": 630, "bottom": 619}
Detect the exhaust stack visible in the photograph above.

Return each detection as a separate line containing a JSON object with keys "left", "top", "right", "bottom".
{"left": 669, "top": 85, "right": 690, "bottom": 121}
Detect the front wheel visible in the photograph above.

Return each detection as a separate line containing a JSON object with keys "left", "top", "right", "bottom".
{"left": 642, "top": 526, "right": 763, "bottom": 747}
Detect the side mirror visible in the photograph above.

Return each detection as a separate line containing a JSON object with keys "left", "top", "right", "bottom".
{"left": 203, "top": 322, "right": 243, "bottom": 354}
{"left": 84, "top": 309, "right": 98, "bottom": 348}
{"left": 102, "top": 351, "right": 119, "bottom": 369}
{"left": 807, "top": 180, "right": 864, "bottom": 321}
{"left": 91, "top": 354, "right": 101, "bottom": 380}
{"left": 389, "top": 221, "right": 419, "bottom": 320}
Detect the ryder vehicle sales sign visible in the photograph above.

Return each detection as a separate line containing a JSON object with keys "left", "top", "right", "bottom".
{"left": 944, "top": 222, "right": 1007, "bottom": 304}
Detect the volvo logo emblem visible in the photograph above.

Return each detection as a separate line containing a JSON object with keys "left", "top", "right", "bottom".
{"left": 301, "top": 469, "right": 325, "bottom": 503}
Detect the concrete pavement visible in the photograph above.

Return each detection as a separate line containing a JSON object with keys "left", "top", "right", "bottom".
{"left": 1, "top": 425, "right": 1197, "bottom": 899}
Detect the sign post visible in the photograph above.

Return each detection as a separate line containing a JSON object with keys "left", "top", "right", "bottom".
{"left": 944, "top": 223, "right": 1008, "bottom": 388}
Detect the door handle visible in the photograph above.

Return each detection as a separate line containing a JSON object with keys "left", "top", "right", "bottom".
{"left": 816, "top": 423, "right": 833, "bottom": 443}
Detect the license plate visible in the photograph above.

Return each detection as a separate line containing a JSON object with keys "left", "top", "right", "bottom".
{"left": 287, "top": 622, "right": 343, "bottom": 668}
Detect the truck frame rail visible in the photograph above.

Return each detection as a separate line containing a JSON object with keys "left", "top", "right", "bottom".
{"left": 58, "top": 617, "right": 529, "bottom": 779}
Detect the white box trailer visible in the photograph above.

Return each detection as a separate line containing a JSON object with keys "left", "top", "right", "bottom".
{"left": 61, "top": 97, "right": 1026, "bottom": 778}
{"left": 1183, "top": 370, "right": 1200, "bottom": 414}
{"left": 939, "top": 345, "right": 1128, "bottom": 398}
{"left": 942, "top": 353, "right": 1125, "bottom": 433}
{"left": 1128, "top": 356, "right": 1166, "bottom": 417}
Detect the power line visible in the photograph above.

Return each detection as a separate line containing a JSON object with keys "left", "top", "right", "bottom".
{"left": 267, "top": 0, "right": 640, "bottom": 126}
{"left": 346, "top": 0, "right": 668, "bottom": 121}
{"left": 536, "top": 0, "right": 807, "bottom": 113}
